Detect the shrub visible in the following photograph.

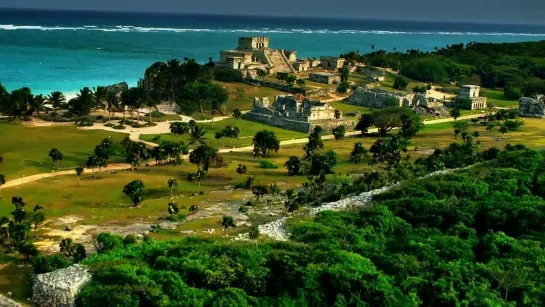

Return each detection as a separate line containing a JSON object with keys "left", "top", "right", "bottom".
{"left": 393, "top": 75, "right": 409, "bottom": 90}
{"left": 104, "top": 123, "right": 115, "bottom": 128}
{"left": 166, "top": 213, "right": 187, "bottom": 222}
{"left": 113, "top": 125, "right": 126, "bottom": 130}
{"left": 238, "top": 206, "right": 249, "bottom": 213}
{"left": 152, "top": 136, "right": 161, "bottom": 142}
{"left": 259, "top": 160, "right": 278, "bottom": 169}
{"left": 75, "top": 117, "right": 94, "bottom": 127}
{"left": 336, "top": 82, "right": 350, "bottom": 93}
{"left": 214, "top": 67, "right": 243, "bottom": 82}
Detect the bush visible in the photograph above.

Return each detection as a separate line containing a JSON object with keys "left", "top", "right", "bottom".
{"left": 259, "top": 160, "right": 278, "bottom": 169}
{"left": 393, "top": 75, "right": 409, "bottom": 90}
{"left": 152, "top": 136, "right": 161, "bottom": 142}
{"left": 113, "top": 125, "right": 126, "bottom": 130}
{"left": 104, "top": 123, "right": 115, "bottom": 128}
{"left": 400, "top": 58, "right": 448, "bottom": 82}
{"left": 238, "top": 206, "right": 249, "bottom": 213}
{"left": 214, "top": 67, "right": 243, "bottom": 82}
{"left": 75, "top": 117, "right": 94, "bottom": 127}
{"left": 336, "top": 82, "right": 350, "bottom": 93}
{"left": 33, "top": 254, "right": 72, "bottom": 274}
{"left": 166, "top": 213, "right": 187, "bottom": 222}
{"left": 95, "top": 115, "right": 104, "bottom": 120}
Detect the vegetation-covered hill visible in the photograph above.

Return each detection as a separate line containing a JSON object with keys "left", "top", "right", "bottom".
{"left": 342, "top": 40, "right": 545, "bottom": 99}
{"left": 69, "top": 145, "right": 545, "bottom": 306}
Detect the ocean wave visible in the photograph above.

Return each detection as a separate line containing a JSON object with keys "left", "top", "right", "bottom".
{"left": 1, "top": 24, "right": 545, "bottom": 36}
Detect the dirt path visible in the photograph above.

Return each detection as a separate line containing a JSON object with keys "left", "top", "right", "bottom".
{"left": 3, "top": 114, "right": 485, "bottom": 189}
{"left": 2, "top": 164, "right": 130, "bottom": 189}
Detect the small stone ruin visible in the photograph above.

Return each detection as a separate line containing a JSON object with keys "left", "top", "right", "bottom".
{"left": 32, "top": 264, "right": 91, "bottom": 307}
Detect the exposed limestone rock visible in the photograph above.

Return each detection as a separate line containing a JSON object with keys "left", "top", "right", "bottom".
{"left": 0, "top": 294, "right": 21, "bottom": 307}
{"left": 32, "top": 264, "right": 91, "bottom": 307}
{"left": 519, "top": 95, "right": 545, "bottom": 118}
{"left": 258, "top": 169, "right": 455, "bottom": 241}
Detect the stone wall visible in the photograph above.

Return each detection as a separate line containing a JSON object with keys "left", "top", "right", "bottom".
{"left": 32, "top": 264, "right": 92, "bottom": 307}
{"left": 0, "top": 295, "right": 21, "bottom": 307}
{"left": 519, "top": 95, "right": 545, "bottom": 118}
{"left": 244, "top": 112, "right": 354, "bottom": 133}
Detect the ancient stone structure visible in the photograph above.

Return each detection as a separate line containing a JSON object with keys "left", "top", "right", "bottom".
{"left": 320, "top": 56, "right": 345, "bottom": 70}
{"left": 309, "top": 72, "right": 341, "bottom": 84}
{"left": 0, "top": 295, "right": 21, "bottom": 307}
{"left": 245, "top": 94, "right": 354, "bottom": 133}
{"left": 448, "top": 85, "right": 487, "bottom": 110}
{"left": 519, "top": 95, "right": 545, "bottom": 118}
{"left": 218, "top": 37, "right": 297, "bottom": 74}
{"left": 356, "top": 66, "right": 386, "bottom": 82}
{"left": 32, "top": 264, "right": 92, "bottom": 307}
{"left": 292, "top": 60, "right": 310, "bottom": 72}
{"left": 345, "top": 87, "right": 439, "bottom": 109}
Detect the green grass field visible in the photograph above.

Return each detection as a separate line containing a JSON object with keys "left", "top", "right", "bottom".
{"left": 215, "top": 81, "right": 287, "bottom": 112}
{"left": 328, "top": 101, "right": 375, "bottom": 114}
{"left": 140, "top": 118, "right": 307, "bottom": 149}
{"left": 485, "top": 88, "right": 518, "bottom": 108}
{"left": 0, "top": 123, "right": 127, "bottom": 179}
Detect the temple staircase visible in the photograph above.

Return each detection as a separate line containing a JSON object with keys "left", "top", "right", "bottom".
{"left": 265, "top": 49, "right": 295, "bottom": 73}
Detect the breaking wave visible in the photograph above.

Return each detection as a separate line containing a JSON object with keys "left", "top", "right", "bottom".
{"left": 1, "top": 24, "right": 545, "bottom": 36}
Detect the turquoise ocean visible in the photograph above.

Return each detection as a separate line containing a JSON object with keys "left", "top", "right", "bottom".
{"left": 1, "top": 9, "right": 545, "bottom": 95}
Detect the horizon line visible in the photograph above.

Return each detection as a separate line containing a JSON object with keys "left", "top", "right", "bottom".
{"left": 1, "top": 7, "right": 545, "bottom": 27}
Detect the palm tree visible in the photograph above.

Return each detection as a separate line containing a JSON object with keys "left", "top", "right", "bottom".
{"left": 104, "top": 90, "right": 120, "bottom": 123}
{"left": 47, "top": 91, "right": 66, "bottom": 118}
{"left": 221, "top": 215, "right": 236, "bottom": 236}
{"left": 167, "top": 202, "right": 179, "bottom": 216}
{"left": 94, "top": 86, "right": 107, "bottom": 113}
{"left": 60, "top": 238, "right": 76, "bottom": 256}
{"left": 75, "top": 167, "right": 84, "bottom": 187}
{"left": 236, "top": 164, "right": 247, "bottom": 183}
{"left": 167, "top": 178, "right": 177, "bottom": 197}
{"left": 269, "top": 184, "right": 281, "bottom": 203}
{"left": 284, "top": 156, "right": 301, "bottom": 176}
{"left": 189, "top": 126, "right": 208, "bottom": 145}
{"left": 32, "top": 94, "right": 46, "bottom": 115}
{"left": 31, "top": 206, "right": 45, "bottom": 239}
{"left": 232, "top": 108, "right": 242, "bottom": 119}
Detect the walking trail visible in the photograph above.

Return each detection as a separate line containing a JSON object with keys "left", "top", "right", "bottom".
{"left": 3, "top": 113, "right": 485, "bottom": 189}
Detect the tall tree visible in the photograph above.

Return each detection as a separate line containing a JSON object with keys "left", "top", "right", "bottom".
{"left": 252, "top": 130, "right": 280, "bottom": 158}
{"left": 48, "top": 148, "right": 64, "bottom": 168}
{"left": 167, "top": 178, "right": 177, "bottom": 197}
{"left": 284, "top": 156, "right": 302, "bottom": 176}
{"left": 189, "top": 145, "right": 218, "bottom": 172}
{"left": 68, "top": 87, "right": 95, "bottom": 116}
{"left": 47, "top": 91, "right": 66, "bottom": 118}
{"left": 221, "top": 215, "right": 236, "bottom": 236}
{"left": 122, "top": 180, "right": 146, "bottom": 207}
{"left": 350, "top": 143, "right": 369, "bottom": 164}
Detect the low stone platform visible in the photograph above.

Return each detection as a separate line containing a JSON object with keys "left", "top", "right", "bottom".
{"left": 32, "top": 264, "right": 91, "bottom": 307}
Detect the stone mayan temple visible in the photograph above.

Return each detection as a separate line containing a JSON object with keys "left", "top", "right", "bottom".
{"left": 218, "top": 37, "right": 297, "bottom": 74}
{"left": 245, "top": 94, "right": 354, "bottom": 133}
{"left": 519, "top": 95, "right": 545, "bottom": 118}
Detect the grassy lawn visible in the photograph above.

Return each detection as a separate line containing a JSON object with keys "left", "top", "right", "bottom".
{"left": 0, "top": 255, "right": 32, "bottom": 303}
{"left": 0, "top": 123, "right": 127, "bottom": 179}
{"left": 140, "top": 118, "right": 307, "bottom": 149}
{"left": 485, "top": 88, "right": 518, "bottom": 108}
{"left": 328, "top": 101, "right": 375, "bottom": 114}
{"left": 215, "top": 81, "right": 287, "bottom": 112}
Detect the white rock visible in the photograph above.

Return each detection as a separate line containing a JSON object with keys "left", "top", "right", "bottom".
{"left": 32, "top": 264, "right": 92, "bottom": 307}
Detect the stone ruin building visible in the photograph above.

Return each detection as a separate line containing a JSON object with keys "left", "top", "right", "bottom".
{"left": 519, "top": 95, "right": 545, "bottom": 118}
{"left": 344, "top": 87, "right": 448, "bottom": 116}
{"left": 448, "top": 85, "right": 487, "bottom": 110}
{"left": 320, "top": 56, "right": 346, "bottom": 70}
{"left": 245, "top": 94, "right": 354, "bottom": 133}
{"left": 218, "top": 37, "right": 297, "bottom": 74}
{"left": 345, "top": 88, "right": 439, "bottom": 108}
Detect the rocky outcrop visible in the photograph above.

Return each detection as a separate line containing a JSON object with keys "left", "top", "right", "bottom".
{"left": 519, "top": 95, "right": 545, "bottom": 118}
{"left": 103, "top": 82, "right": 128, "bottom": 97}
{"left": 258, "top": 169, "right": 456, "bottom": 241}
{"left": 32, "top": 264, "right": 91, "bottom": 307}
{"left": 0, "top": 294, "right": 21, "bottom": 307}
